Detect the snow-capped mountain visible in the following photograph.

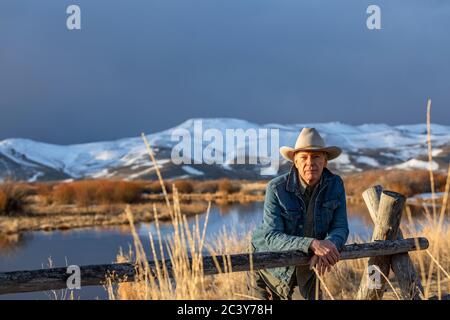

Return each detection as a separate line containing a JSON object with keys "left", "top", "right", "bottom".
{"left": 1, "top": 118, "right": 449, "bottom": 182}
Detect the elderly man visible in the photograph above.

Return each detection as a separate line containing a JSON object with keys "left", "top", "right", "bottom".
{"left": 250, "top": 127, "right": 349, "bottom": 300}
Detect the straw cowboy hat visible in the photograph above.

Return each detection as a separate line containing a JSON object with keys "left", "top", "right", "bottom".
{"left": 280, "top": 127, "right": 342, "bottom": 162}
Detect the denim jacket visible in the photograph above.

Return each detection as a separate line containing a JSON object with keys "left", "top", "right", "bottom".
{"left": 251, "top": 166, "right": 349, "bottom": 287}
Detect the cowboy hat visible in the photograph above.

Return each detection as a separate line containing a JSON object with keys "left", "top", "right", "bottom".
{"left": 280, "top": 127, "right": 342, "bottom": 162}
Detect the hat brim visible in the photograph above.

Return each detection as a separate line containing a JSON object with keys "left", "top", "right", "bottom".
{"left": 280, "top": 146, "right": 342, "bottom": 162}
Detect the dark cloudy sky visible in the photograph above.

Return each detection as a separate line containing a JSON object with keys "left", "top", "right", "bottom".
{"left": 0, "top": 0, "right": 449, "bottom": 144}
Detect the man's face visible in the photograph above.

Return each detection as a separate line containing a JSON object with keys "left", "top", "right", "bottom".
{"left": 294, "top": 151, "right": 328, "bottom": 186}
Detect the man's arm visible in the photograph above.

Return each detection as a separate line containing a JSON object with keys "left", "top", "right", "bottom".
{"left": 324, "top": 177, "right": 350, "bottom": 250}
{"left": 262, "top": 184, "right": 315, "bottom": 254}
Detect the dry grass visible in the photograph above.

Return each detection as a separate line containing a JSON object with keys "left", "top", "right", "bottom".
{"left": 108, "top": 134, "right": 256, "bottom": 300}
{"left": 109, "top": 197, "right": 253, "bottom": 300}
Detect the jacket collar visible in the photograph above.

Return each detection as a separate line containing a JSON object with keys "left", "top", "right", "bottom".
{"left": 285, "top": 165, "right": 333, "bottom": 194}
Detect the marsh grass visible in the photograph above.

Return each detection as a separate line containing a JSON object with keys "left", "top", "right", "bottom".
{"left": 107, "top": 191, "right": 257, "bottom": 300}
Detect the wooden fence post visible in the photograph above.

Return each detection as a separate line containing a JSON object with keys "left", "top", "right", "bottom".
{"left": 357, "top": 185, "right": 423, "bottom": 299}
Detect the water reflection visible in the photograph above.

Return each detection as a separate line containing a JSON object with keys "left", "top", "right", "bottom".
{"left": 0, "top": 234, "right": 29, "bottom": 255}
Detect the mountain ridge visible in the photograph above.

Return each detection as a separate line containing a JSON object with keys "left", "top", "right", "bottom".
{"left": 1, "top": 118, "right": 449, "bottom": 182}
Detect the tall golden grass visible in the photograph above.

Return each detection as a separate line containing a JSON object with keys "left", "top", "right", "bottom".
{"left": 106, "top": 134, "right": 256, "bottom": 300}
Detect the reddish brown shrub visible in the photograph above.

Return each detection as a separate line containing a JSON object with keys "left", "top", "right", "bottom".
{"left": 51, "top": 179, "right": 144, "bottom": 206}
{"left": 172, "top": 180, "right": 194, "bottom": 194}
{"left": 195, "top": 181, "right": 219, "bottom": 194}
{"left": 147, "top": 180, "right": 171, "bottom": 194}
{"left": 218, "top": 179, "right": 232, "bottom": 194}
{"left": 0, "top": 183, "right": 28, "bottom": 215}
{"left": 113, "top": 181, "right": 143, "bottom": 203}
{"left": 0, "top": 190, "right": 7, "bottom": 214}
{"left": 35, "top": 183, "right": 54, "bottom": 205}
{"left": 342, "top": 169, "right": 447, "bottom": 198}
{"left": 52, "top": 183, "right": 76, "bottom": 205}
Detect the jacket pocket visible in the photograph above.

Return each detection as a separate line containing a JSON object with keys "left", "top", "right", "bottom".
{"left": 322, "top": 199, "right": 339, "bottom": 210}
{"left": 322, "top": 199, "right": 339, "bottom": 226}
{"left": 280, "top": 208, "right": 301, "bottom": 235}
{"left": 281, "top": 207, "right": 302, "bottom": 222}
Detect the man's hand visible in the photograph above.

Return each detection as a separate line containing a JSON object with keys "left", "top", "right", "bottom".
{"left": 309, "top": 255, "right": 333, "bottom": 276}
{"left": 309, "top": 239, "right": 340, "bottom": 267}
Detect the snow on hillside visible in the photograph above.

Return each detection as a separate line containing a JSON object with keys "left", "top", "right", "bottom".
{"left": 0, "top": 118, "right": 449, "bottom": 181}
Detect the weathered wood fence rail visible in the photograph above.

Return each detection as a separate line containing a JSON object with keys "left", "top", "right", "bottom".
{"left": 0, "top": 237, "right": 428, "bottom": 295}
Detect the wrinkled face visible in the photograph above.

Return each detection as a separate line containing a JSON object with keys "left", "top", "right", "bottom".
{"left": 294, "top": 151, "right": 328, "bottom": 186}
